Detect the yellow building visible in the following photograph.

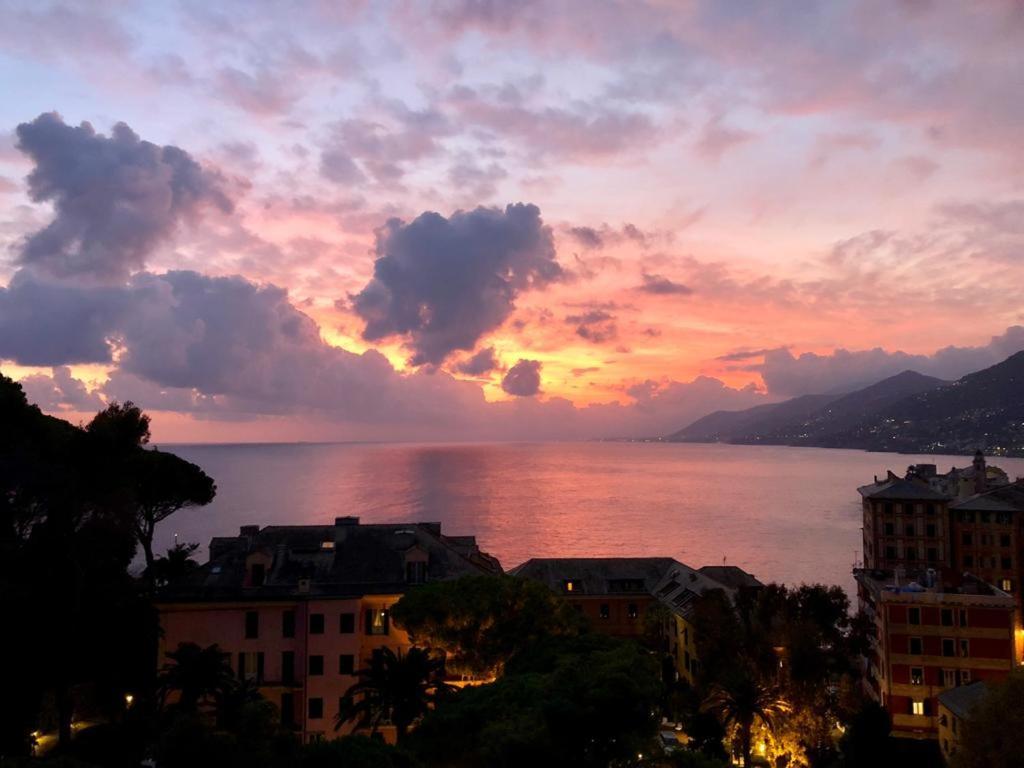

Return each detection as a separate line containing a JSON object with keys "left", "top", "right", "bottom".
{"left": 936, "top": 681, "right": 987, "bottom": 764}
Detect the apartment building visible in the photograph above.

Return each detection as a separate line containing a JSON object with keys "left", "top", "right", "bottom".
{"left": 156, "top": 516, "right": 501, "bottom": 742}
{"left": 511, "top": 557, "right": 761, "bottom": 684}
{"left": 854, "top": 568, "right": 1014, "bottom": 740}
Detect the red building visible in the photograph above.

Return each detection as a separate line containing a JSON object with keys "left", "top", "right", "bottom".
{"left": 855, "top": 569, "right": 1015, "bottom": 740}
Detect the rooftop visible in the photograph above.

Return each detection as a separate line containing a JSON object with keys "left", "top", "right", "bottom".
{"left": 158, "top": 517, "right": 501, "bottom": 602}
{"left": 938, "top": 681, "right": 988, "bottom": 720}
{"left": 951, "top": 480, "right": 1024, "bottom": 513}
{"left": 698, "top": 565, "right": 764, "bottom": 590}
{"left": 858, "top": 474, "right": 950, "bottom": 501}
{"left": 510, "top": 557, "right": 677, "bottom": 596}
{"left": 854, "top": 568, "right": 1014, "bottom": 604}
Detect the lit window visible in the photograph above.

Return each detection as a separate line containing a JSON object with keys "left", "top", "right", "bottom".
{"left": 564, "top": 580, "right": 576, "bottom": 593}
{"left": 1000, "top": 579, "right": 1013, "bottom": 592}
{"left": 627, "top": 603, "right": 639, "bottom": 619}
{"left": 911, "top": 667, "right": 924, "bottom": 685}
{"left": 912, "top": 700, "right": 924, "bottom": 716}
{"left": 365, "top": 608, "right": 389, "bottom": 636}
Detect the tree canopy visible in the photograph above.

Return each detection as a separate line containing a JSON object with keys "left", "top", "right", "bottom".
{"left": 390, "top": 574, "right": 585, "bottom": 678}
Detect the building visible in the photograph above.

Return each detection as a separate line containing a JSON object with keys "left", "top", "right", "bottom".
{"left": 511, "top": 556, "right": 761, "bottom": 684}
{"left": 854, "top": 568, "right": 1014, "bottom": 740}
{"left": 937, "top": 681, "right": 987, "bottom": 763}
{"left": 510, "top": 557, "right": 676, "bottom": 640}
{"left": 156, "top": 517, "right": 501, "bottom": 743}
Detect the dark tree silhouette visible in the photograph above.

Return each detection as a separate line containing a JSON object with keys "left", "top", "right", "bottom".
{"left": 159, "top": 642, "right": 235, "bottom": 713}
{"left": 151, "top": 542, "right": 201, "bottom": 587}
{"left": 336, "top": 647, "right": 452, "bottom": 742}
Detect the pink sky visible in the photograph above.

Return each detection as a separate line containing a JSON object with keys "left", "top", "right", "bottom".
{"left": 1, "top": 1, "right": 1022, "bottom": 441}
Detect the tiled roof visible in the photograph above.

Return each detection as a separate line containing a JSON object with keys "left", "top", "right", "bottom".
{"left": 158, "top": 519, "right": 501, "bottom": 602}
{"left": 509, "top": 557, "right": 677, "bottom": 596}
{"left": 698, "top": 565, "right": 763, "bottom": 590}
{"left": 858, "top": 477, "right": 950, "bottom": 501}
{"left": 938, "top": 682, "right": 988, "bottom": 720}
{"left": 951, "top": 481, "right": 1024, "bottom": 512}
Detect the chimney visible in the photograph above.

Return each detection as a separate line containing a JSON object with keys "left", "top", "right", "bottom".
{"left": 240, "top": 525, "right": 260, "bottom": 549}
{"left": 973, "top": 451, "right": 986, "bottom": 494}
{"left": 334, "top": 516, "right": 359, "bottom": 544}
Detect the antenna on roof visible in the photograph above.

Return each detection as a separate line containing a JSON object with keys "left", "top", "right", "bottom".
{"left": 722, "top": 555, "right": 727, "bottom": 565}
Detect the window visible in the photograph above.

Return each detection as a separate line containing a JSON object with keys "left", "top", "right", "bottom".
{"left": 942, "top": 638, "right": 955, "bottom": 657}
{"left": 599, "top": 603, "right": 610, "bottom": 619}
{"left": 926, "top": 524, "right": 936, "bottom": 538}
{"left": 962, "top": 532, "right": 973, "bottom": 546}
{"left": 909, "top": 637, "right": 923, "bottom": 655}
{"left": 927, "top": 548, "right": 938, "bottom": 562}
{"left": 908, "top": 607, "right": 921, "bottom": 625}
{"left": 280, "top": 693, "right": 295, "bottom": 728}
{"left": 941, "top": 608, "right": 954, "bottom": 627}
{"left": 1000, "top": 579, "right": 1013, "bottom": 592}
{"left": 910, "top": 667, "right": 924, "bottom": 685}
{"left": 884, "top": 522, "right": 895, "bottom": 536}
{"left": 310, "top": 613, "right": 325, "bottom": 634}
{"left": 338, "top": 654, "right": 355, "bottom": 675}
{"left": 980, "top": 512, "right": 991, "bottom": 524}
{"left": 958, "top": 670, "right": 971, "bottom": 686}
{"left": 959, "top": 639, "right": 969, "bottom": 658}
{"left": 884, "top": 503, "right": 893, "bottom": 515}
{"left": 339, "top": 612, "right": 355, "bottom": 634}
{"left": 366, "top": 608, "right": 390, "bottom": 635}
{"left": 885, "top": 546, "right": 897, "bottom": 560}
{"left": 282, "top": 610, "right": 295, "bottom": 638}
{"left": 251, "top": 563, "right": 266, "bottom": 586}
{"left": 1002, "top": 557, "right": 1012, "bottom": 570}
{"left": 309, "top": 655, "right": 324, "bottom": 676}
{"left": 905, "top": 524, "right": 916, "bottom": 536}
{"left": 1001, "top": 534, "right": 1012, "bottom": 548}
{"left": 282, "top": 651, "right": 295, "bottom": 684}
{"left": 912, "top": 700, "right": 924, "bottom": 716}
{"left": 609, "top": 578, "right": 646, "bottom": 593}
{"left": 906, "top": 547, "right": 917, "bottom": 561}
{"left": 308, "top": 698, "right": 323, "bottom": 720}
{"left": 238, "top": 651, "right": 264, "bottom": 683}
{"left": 245, "top": 610, "right": 259, "bottom": 639}
{"left": 959, "top": 609, "right": 968, "bottom": 627}
{"left": 627, "top": 603, "right": 639, "bottom": 620}
{"left": 963, "top": 555, "right": 974, "bottom": 568}
{"left": 563, "top": 580, "right": 577, "bottom": 593}
{"left": 943, "top": 669, "right": 957, "bottom": 688}
{"left": 926, "top": 504, "right": 936, "bottom": 516}
{"left": 406, "top": 560, "right": 427, "bottom": 584}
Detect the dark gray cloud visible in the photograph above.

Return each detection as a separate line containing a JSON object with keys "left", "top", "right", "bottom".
{"left": 637, "top": 273, "right": 693, "bottom": 295}
{"left": 0, "top": 270, "right": 128, "bottom": 364}
{"left": 566, "top": 309, "right": 617, "bottom": 343}
{"left": 453, "top": 346, "right": 501, "bottom": 376}
{"left": 717, "top": 346, "right": 787, "bottom": 362}
{"left": 568, "top": 225, "right": 604, "bottom": 249}
{"left": 352, "top": 203, "right": 562, "bottom": 365}
{"left": 501, "top": 359, "right": 542, "bottom": 397}
{"left": 15, "top": 112, "right": 232, "bottom": 281}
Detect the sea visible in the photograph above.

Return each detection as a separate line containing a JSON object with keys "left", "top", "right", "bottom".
{"left": 158, "top": 442, "right": 1024, "bottom": 597}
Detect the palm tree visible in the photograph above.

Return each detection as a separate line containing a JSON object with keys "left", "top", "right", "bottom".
{"left": 702, "top": 668, "right": 790, "bottom": 767}
{"left": 335, "top": 646, "right": 452, "bottom": 742}
{"left": 159, "top": 642, "right": 235, "bottom": 713}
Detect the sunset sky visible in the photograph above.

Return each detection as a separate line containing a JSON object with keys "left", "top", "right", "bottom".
{"left": 1, "top": 1, "right": 1022, "bottom": 441}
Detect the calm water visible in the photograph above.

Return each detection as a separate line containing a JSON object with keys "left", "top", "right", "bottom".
{"left": 159, "top": 442, "right": 1024, "bottom": 596}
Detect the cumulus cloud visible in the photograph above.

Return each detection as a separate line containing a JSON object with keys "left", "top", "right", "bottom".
{"left": 501, "top": 359, "right": 542, "bottom": 397}
{"left": 758, "top": 326, "right": 1024, "bottom": 396}
{"left": 14, "top": 112, "right": 232, "bottom": 281}
{"left": 352, "top": 203, "right": 562, "bottom": 365}
{"left": 0, "top": 270, "right": 128, "bottom": 364}
{"left": 453, "top": 346, "right": 501, "bottom": 376}
{"left": 566, "top": 309, "right": 618, "bottom": 343}
{"left": 19, "top": 366, "right": 104, "bottom": 412}
{"left": 636, "top": 273, "right": 692, "bottom": 295}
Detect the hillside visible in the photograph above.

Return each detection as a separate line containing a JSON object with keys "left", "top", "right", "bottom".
{"left": 668, "top": 394, "right": 838, "bottom": 442}
{"left": 665, "top": 354, "right": 1024, "bottom": 456}
{"left": 832, "top": 351, "right": 1024, "bottom": 455}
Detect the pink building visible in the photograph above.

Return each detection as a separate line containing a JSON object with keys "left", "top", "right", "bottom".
{"left": 157, "top": 517, "right": 501, "bottom": 742}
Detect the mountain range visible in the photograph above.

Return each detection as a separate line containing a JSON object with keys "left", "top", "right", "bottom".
{"left": 667, "top": 351, "right": 1024, "bottom": 456}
